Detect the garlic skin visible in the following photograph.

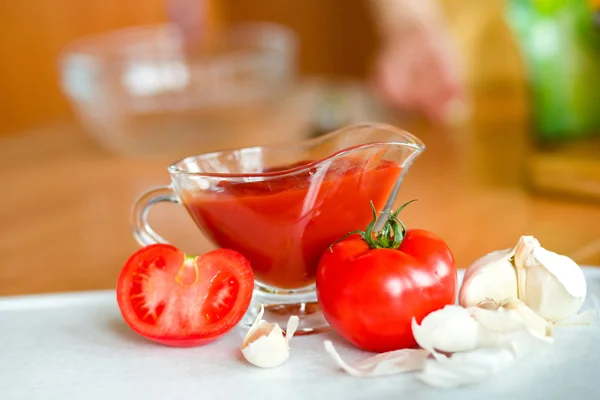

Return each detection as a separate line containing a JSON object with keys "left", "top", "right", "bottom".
{"left": 241, "top": 305, "right": 299, "bottom": 368}
{"left": 418, "top": 347, "right": 516, "bottom": 388}
{"left": 325, "top": 300, "right": 557, "bottom": 386}
{"left": 410, "top": 301, "right": 554, "bottom": 388}
{"left": 459, "top": 235, "right": 587, "bottom": 324}
{"left": 496, "top": 297, "right": 553, "bottom": 342}
{"left": 324, "top": 340, "right": 427, "bottom": 378}
{"left": 471, "top": 298, "right": 554, "bottom": 358}
{"left": 412, "top": 303, "right": 553, "bottom": 357}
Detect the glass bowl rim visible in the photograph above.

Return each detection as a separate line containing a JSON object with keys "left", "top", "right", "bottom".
{"left": 167, "top": 122, "right": 426, "bottom": 181}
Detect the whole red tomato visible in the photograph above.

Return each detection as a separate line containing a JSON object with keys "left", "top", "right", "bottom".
{"left": 316, "top": 201, "right": 457, "bottom": 353}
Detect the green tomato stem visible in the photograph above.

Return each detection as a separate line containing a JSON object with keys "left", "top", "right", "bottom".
{"left": 329, "top": 199, "right": 418, "bottom": 251}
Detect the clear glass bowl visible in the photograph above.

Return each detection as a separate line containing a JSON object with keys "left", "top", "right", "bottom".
{"left": 58, "top": 22, "right": 298, "bottom": 157}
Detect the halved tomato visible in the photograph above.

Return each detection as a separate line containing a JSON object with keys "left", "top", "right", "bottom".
{"left": 116, "top": 244, "right": 254, "bottom": 347}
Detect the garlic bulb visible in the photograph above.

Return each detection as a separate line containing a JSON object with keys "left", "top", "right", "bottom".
{"left": 459, "top": 236, "right": 587, "bottom": 323}
{"left": 241, "top": 305, "right": 299, "bottom": 368}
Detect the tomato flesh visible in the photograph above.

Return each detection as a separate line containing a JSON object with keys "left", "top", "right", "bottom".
{"left": 117, "top": 244, "right": 254, "bottom": 347}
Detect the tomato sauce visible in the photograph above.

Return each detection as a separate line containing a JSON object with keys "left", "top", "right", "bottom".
{"left": 182, "top": 157, "right": 402, "bottom": 290}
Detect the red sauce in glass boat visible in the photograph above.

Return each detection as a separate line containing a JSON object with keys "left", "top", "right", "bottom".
{"left": 182, "top": 157, "right": 402, "bottom": 289}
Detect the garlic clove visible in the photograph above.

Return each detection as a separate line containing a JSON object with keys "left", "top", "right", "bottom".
{"left": 458, "top": 249, "right": 518, "bottom": 309}
{"left": 325, "top": 300, "right": 553, "bottom": 385}
{"left": 412, "top": 302, "right": 552, "bottom": 388}
{"left": 412, "top": 302, "right": 552, "bottom": 358}
{"left": 324, "top": 340, "right": 428, "bottom": 378}
{"left": 462, "top": 249, "right": 510, "bottom": 283}
{"left": 418, "top": 347, "right": 516, "bottom": 388}
{"left": 521, "top": 237, "right": 586, "bottom": 299}
{"left": 411, "top": 305, "right": 480, "bottom": 354}
{"left": 469, "top": 305, "right": 525, "bottom": 334}
{"left": 499, "top": 297, "right": 553, "bottom": 341}
{"left": 516, "top": 239, "right": 587, "bottom": 322}
{"left": 241, "top": 305, "right": 300, "bottom": 368}
{"left": 470, "top": 298, "right": 553, "bottom": 357}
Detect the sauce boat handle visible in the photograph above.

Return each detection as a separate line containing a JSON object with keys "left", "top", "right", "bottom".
{"left": 130, "top": 185, "right": 180, "bottom": 247}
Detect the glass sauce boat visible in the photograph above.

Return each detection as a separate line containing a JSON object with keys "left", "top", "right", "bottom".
{"left": 131, "top": 122, "right": 425, "bottom": 334}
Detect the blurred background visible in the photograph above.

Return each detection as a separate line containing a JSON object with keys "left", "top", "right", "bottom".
{"left": 1, "top": 0, "right": 600, "bottom": 295}
{"left": 1, "top": 0, "right": 529, "bottom": 139}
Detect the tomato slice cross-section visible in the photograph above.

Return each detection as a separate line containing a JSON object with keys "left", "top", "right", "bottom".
{"left": 116, "top": 244, "right": 254, "bottom": 347}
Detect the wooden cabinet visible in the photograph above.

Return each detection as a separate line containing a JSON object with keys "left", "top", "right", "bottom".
{"left": 0, "top": 0, "right": 168, "bottom": 134}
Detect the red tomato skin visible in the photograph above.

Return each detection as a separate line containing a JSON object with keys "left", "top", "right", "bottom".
{"left": 316, "top": 229, "right": 457, "bottom": 353}
{"left": 116, "top": 244, "right": 254, "bottom": 347}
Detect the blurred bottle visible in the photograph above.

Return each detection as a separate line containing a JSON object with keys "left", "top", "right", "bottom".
{"left": 506, "top": 0, "right": 600, "bottom": 147}
{"left": 504, "top": 1, "right": 600, "bottom": 202}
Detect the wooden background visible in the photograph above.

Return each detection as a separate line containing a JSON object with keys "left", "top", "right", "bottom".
{"left": 1, "top": 1, "right": 600, "bottom": 297}
{"left": 0, "top": 0, "right": 525, "bottom": 135}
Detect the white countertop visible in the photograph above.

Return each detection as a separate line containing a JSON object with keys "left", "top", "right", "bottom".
{"left": 1, "top": 268, "right": 599, "bottom": 400}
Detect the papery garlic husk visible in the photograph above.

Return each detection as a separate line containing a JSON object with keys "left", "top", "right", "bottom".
{"left": 323, "top": 300, "right": 555, "bottom": 386}
{"left": 324, "top": 340, "right": 428, "bottom": 378}
{"left": 411, "top": 302, "right": 553, "bottom": 388}
{"left": 497, "top": 297, "right": 554, "bottom": 340}
{"left": 418, "top": 347, "right": 516, "bottom": 388}
{"left": 241, "top": 305, "right": 299, "bottom": 368}
{"left": 459, "top": 235, "right": 587, "bottom": 323}
{"left": 412, "top": 303, "right": 553, "bottom": 357}
{"left": 471, "top": 298, "right": 554, "bottom": 357}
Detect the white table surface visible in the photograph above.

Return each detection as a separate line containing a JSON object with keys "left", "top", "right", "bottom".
{"left": 1, "top": 267, "right": 599, "bottom": 400}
